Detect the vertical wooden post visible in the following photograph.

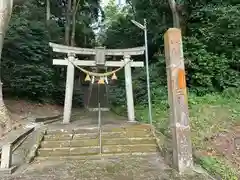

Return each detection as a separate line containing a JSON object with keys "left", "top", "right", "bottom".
{"left": 164, "top": 28, "right": 193, "bottom": 173}
{"left": 63, "top": 54, "right": 75, "bottom": 124}
{"left": 124, "top": 55, "right": 135, "bottom": 122}
{"left": 0, "top": 144, "right": 12, "bottom": 169}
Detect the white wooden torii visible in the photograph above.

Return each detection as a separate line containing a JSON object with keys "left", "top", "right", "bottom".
{"left": 49, "top": 43, "right": 145, "bottom": 124}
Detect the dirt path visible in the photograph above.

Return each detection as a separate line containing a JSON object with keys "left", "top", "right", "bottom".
{"left": 48, "top": 109, "right": 128, "bottom": 129}
{"left": 0, "top": 99, "right": 62, "bottom": 139}
{"left": 211, "top": 125, "right": 240, "bottom": 169}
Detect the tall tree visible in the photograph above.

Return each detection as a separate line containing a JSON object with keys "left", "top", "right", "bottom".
{"left": 168, "top": 0, "right": 180, "bottom": 28}
{"left": 0, "top": 0, "right": 13, "bottom": 136}
{"left": 70, "top": 0, "right": 87, "bottom": 46}
{"left": 46, "top": 0, "right": 51, "bottom": 22}
{"left": 70, "top": 0, "right": 77, "bottom": 46}
{"left": 65, "top": 0, "right": 72, "bottom": 45}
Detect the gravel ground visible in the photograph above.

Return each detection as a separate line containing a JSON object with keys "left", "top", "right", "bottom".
{"left": 1, "top": 154, "right": 211, "bottom": 180}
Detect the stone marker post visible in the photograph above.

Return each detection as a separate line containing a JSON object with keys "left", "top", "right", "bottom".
{"left": 164, "top": 28, "right": 193, "bottom": 173}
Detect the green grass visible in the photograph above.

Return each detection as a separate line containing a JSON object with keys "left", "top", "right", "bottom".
{"left": 198, "top": 156, "right": 238, "bottom": 180}
{"left": 135, "top": 92, "right": 240, "bottom": 147}
{"left": 114, "top": 89, "right": 240, "bottom": 179}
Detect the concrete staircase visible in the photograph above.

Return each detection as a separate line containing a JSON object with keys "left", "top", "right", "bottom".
{"left": 37, "top": 124, "right": 159, "bottom": 159}
{"left": 85, "top": 84, "right": 109, "bottom": 109}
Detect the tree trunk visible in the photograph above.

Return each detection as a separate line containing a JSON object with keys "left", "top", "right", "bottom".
{"left": 46, "top": 0, "right": 50, "bottom": 23}
{"left": 168, "top": 0, "right": 180, "bottom": 28}
{"left": 70, "top": 0, "right": 77, "bottom": 46}
{"left": 65, "top": 0, "right": 72, "bottom": 45}
{"left": 0, "top": 0, "right": 13, "bottom": 137}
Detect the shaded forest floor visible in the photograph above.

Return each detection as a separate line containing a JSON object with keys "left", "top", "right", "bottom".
{"left": 5, "top": 99, "right": 62, "bottom": 121}
{"left": 0, "top": 99, "right": 62, "bottom": 140}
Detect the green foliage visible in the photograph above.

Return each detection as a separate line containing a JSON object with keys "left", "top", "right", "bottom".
{"left": 189, "top": 4, "right": 240, "bottom": 62}
{"left": 183, "top": 37, "right": 239, "bottom": 95}
{"left": 102, "top": 0, "right": 240, "bottom": 108}
{"left": 6, "top": 65, "right": 54, "bottom": 99}
{"left": 1, "top": 0, "right": 99, "bottom": 103}
{"left": 198, "top": 156, "right": 238, "bottom": 180}
{"left": 188, "top": 3, "right": 240, "bottom": 91}
{"left": 132, "top": 90, "right": 240, "bottom": 179}
{"left": 2, "top": 1, "right": 55, "bottom": 100}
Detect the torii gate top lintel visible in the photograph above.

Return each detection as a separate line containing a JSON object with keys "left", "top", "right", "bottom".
{"left": 49, "top": 42, "right": 145, "bottom": 56}
{"left": 49, "top": 42, "right": 145, "bottom": 68}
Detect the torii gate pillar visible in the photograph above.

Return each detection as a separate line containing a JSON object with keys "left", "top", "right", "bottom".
{"left": 63, "top": 54, "right": 75, "bottom": 124}
{"left": 124, "top": 55, "right": 135, "bottom": 122}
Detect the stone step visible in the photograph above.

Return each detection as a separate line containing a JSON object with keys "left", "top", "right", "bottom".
{"left": 46, "top": 128, "right": 99, "bottom": 135}
{"left": 103, "top": 137, "right": 155, "bottom": 145}
{"left": 44, "top": 133, "right": 73, "bottom": 141}
{"left": 37, "top": 144, "right": 158, "bottom": 157}
{"left": 38, "top": 146, "right": 100, "bottom": 157}
{"left": 72, "top": 133, "right": 99, "bottom": 140}
{"left": 46, "top": 124, "right": 152, "bottom": 135}
{"left": 40, "top": 137, "right": 156, "bottom": 148}
{"left": 102, "top": 124, "right": 152, "bottom": 132}
{"left": 44, "top": 133, "right": 99, "bottom": 141}
{"left": 102, "top": 144, "right": 158, "bottom": 154}
{"left": 41, "top": 139, "right": 99, "bottom": 148}
{"left": 44, "top": 130, "right": 153, "bottom": 141}
{"left": 35, "top": 152, "right": 160, "bottom": 161}
{"left": 71, "top": 131, "right": 152, "bottom": 140}
{"left": 101, "top": 131, "right": 153, "bottom": 139}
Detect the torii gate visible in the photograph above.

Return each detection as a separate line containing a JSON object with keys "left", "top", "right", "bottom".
{"left": 49, "top": 43, "right": 145, "bottom": 124}
{"left": 0, "top": 1, "right": 193, "bottom": 173}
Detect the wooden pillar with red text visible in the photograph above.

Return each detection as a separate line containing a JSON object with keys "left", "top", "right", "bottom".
{"left": 164, "top": 28, "right": 193, "bottom": 173}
